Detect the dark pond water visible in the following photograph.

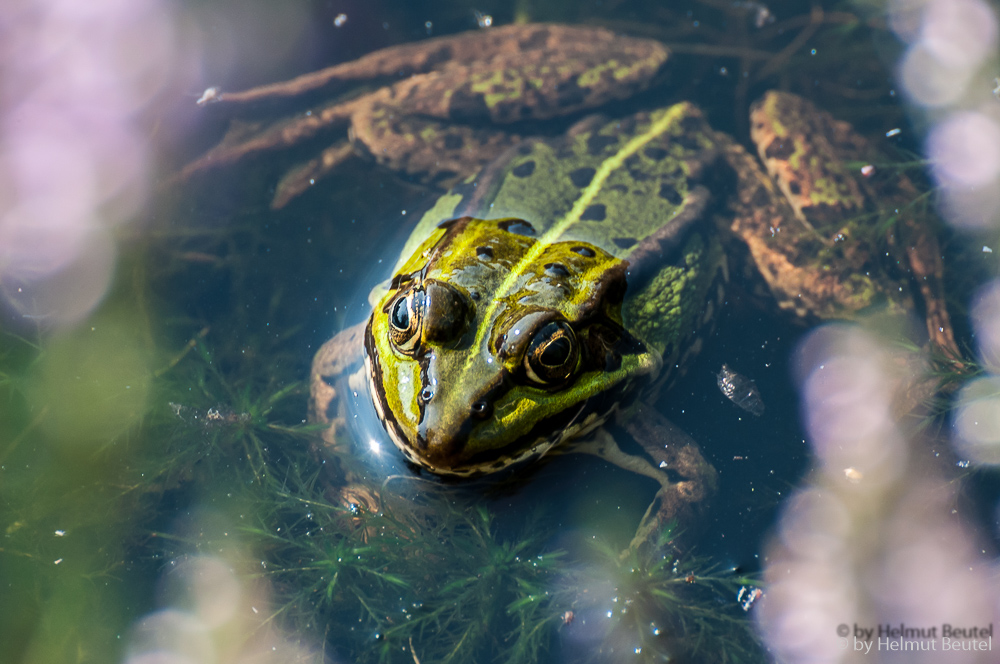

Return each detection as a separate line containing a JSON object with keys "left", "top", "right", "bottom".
{"left": 3, "top": 1, "right": 1000, "bottom": 662}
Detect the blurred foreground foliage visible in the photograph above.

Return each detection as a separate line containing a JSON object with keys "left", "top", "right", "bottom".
{"left": 5, "top": 0, "right": 988, "bottom": 662}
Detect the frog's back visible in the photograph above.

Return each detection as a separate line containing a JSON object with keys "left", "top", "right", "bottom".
{"left": 403, "top": 104, "right": 722, "bottom": 257}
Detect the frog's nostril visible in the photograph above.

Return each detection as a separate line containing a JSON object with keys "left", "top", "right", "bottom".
{"left": 420, "top": 387, "right": 435, "bottom": 403}
{"left": 470, "top": 399, "right": 493, "bottom": 419}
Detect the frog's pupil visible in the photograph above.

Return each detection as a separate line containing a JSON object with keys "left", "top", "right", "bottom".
{"left": 541, "top": 337, "right": 571, "bottom": 366}
{"left": 391, "top": 298, "right": 409, "bottom": 329}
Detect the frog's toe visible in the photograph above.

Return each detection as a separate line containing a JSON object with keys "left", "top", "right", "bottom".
{"left": 272, "top": 141, "right": 356, "bottom": 209}
{"left": 630, "top": 475, "right": 714, "bottom": 552}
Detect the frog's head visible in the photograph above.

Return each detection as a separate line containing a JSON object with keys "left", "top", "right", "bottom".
{"left": 364, "top": 216, "right": 661, "bottom": 477}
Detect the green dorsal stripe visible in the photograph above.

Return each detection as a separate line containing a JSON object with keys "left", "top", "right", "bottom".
{"left": 466, "top": 104, "right": 686, "bottom": 363}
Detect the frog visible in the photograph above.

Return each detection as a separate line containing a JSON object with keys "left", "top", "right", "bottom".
{"left": 309, "top": 87, "right": 956, "bottom": 551}
{"left": 180, "top": 24, "right": 669, "bottom": 209}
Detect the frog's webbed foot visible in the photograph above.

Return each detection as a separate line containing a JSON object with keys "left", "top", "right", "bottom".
{"left": 575, "top": 404, "right": 717, "bottom": 553}
{"left": 179, "top": 97, "right": 362, "bottom": 182}
{"left": 272, "top": 141, "right": 356, "bottom": 209}
{"left": 620, "top": 406, "right": 717, "bottom": 552}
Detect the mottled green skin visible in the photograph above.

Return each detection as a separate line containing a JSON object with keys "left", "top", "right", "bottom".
{"left": 366, "top": 103, "right": 726, "bottom": 476}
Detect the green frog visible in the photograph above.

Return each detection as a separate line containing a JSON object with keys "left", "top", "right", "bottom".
{"left": 310, "top": 86, "right": 955, "bottom": 550}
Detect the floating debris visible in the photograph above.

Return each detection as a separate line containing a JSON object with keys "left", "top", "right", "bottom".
{"left": 169, "top": 402, "right": 251, "bottom": 426}
{"left": 196, "top": 86, "right": 221, "bottom": 106}
{"left": 860, "top": 164, "right": 875, "bottom": 177}
{"left": 885, "top": 128, "right": 901, "bottom": 137}
{"left": 717, "top": 364, "right": 765, "bottom": 416}
{"left": 843, "top": 467, "right": 863, "bottom": 483}
{"left": 738, "top": 585, "right": 763, "bottom": 611}
{"left": 993, "top": 77, "right": 1000, "bottom": 99}
{"left": 984, "top": 246, "right": 993, "bottom": 253}
{"left": 474, "top": 10, "right": 492, "bottom": 28}
{"left": 334, "top": 13, "right": 348, "bottom": 27}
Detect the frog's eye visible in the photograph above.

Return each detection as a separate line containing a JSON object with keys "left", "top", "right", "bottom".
{"left": 524, "top": 321, "right": 579, "bottom": 386}
{"left": 387, "top": 290, "right": 424, "bottom": 354}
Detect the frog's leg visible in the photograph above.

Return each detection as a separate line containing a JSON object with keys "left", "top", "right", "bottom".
{"left": 898, "top": 218, "right": 961, "bottom": 362}
{"left": 198, "top": 25, "right": 558, "bottom": 105}
{"left": 575, "top": 404, "right": 717, "bottom": 551}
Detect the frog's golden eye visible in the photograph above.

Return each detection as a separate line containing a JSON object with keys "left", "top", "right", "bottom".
{"left": 524, "top": 321, "right": 579, "bottom": 386}
{"left": 388, "top": 290, "right": 423, "bottom": 354}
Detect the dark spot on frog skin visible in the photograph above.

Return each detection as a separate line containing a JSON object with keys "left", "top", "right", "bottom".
{"left": 443, "top": 134, "right": 464, "bottom": 150}
{"left": 750, "top": 184, "right": 772, "bottom": 208}
{"left": 518, "top": 27, "right": 550, "bottom": 50}
{"left": 512, "top": 160, "right": 536, "bottom": 177}
{"left": 499, "top": 219, "right": 536, "bottom": 236}
{"left": 569, "top": 167, "right": 596, "bottom": 188}
{"left": 644, "top": 147, "right": 668, "bottom": 161}
{"left": 572, "top": 246, "right": 596, "bottom": 257}
{"left": 518, "top": 144, "right": 534, "bottom": 155}
{"left": 587, "top": 133, "right": 618, "bottom": 155}
{"left": 675, "top": 135, "right": 702, "bottom": 151}
{"left": 580, "top": 204, "right": 606, "bottom": 221}
{"left": 430, "top": 169, "right": 458, "bottom": 185}
{"left": 788, "top": 180, "right": 802, "bottom": 195}
{"left": 680, "top": 114, "right": 704, "bottom": 134}
{"left": 555, "top": 78, "right": 587, "bottom": 107}
{"left": 658, "top": 183, "right": 683, "bottom": 204}
{"left": 544, "top": 263, "right": 570, "bottom": 277}
{"left": 764, "top": 138, "right": 795, "bottom": 160}
{"left": 447, "top": 88, "right": 491, "bottom": 122}
{"left": 613, "top": 237, "right": 637, "bottom": 248}
{"left": 618, "top": 115, "right": 639, "bottom": 134}
{"left": 477, "top": 246, "right": 494, "bottom": 259}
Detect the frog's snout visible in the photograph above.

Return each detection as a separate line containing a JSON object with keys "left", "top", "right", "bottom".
{"left": 416, "top": 399, "right": 477, "bottom": 466}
